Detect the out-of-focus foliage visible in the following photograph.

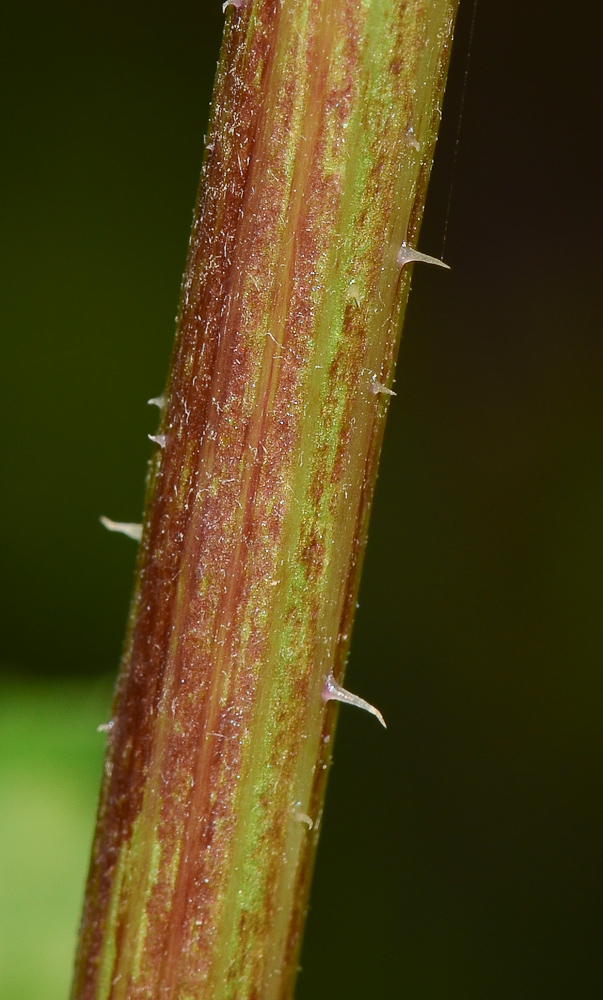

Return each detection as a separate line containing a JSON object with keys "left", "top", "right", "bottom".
{"left": 0, "top": 680, "right": 110, "bottom": 1000}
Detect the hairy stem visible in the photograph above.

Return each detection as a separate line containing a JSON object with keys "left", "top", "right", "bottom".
{"left": 72, "top": 2, "right": 458, "bottom": 998}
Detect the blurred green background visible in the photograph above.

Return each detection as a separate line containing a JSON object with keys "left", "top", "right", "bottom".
{"left": 1, "top": 1, "right": 602, "bottom": 997}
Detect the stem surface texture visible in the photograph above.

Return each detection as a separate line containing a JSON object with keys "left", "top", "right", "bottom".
{"left": 72, "top": 2, "right": 458, "bottom": 998}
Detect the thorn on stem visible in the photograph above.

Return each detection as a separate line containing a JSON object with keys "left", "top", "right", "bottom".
{"left": 100, "top": 517, "right": 143, "bottom": 542}
{"left": 294, "top": 807, "right": 314, "bottom": 830}
{"left": 346, "top": 281, "right": 362, "bottom": 307}
{"left": 322, "top": 674, "right": 386, "bottom": 728}
{"left": 148, "top": 434, "right": 167, "bottom": 449}
{"left": 370, "top": 375, "right": 397, "bottom": 397}
{"left": 397, "top": 242, "right": 450, "bottom": 271}
{"left": 147, "top": 395, "right": 165, "bottom": 409}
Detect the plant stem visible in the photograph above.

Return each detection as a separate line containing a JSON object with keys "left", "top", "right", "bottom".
{"left": 72, "top": 2, "right": 458, "bottom": 998}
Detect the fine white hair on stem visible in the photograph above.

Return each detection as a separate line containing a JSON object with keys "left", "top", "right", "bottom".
{"left": 322, "top": 674, "right": 386, "bottom": 728}
{"left": 100, "top": 517, "right": 143, "bottom": 542}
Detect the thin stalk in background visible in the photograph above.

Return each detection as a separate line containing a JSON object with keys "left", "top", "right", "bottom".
{"left": 72, "top": 1, "right": 458, "bottom": 998}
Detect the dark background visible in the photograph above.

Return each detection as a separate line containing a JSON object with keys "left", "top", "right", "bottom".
{"left": 2, "top": 1, "right": 603, "bottom": 997}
